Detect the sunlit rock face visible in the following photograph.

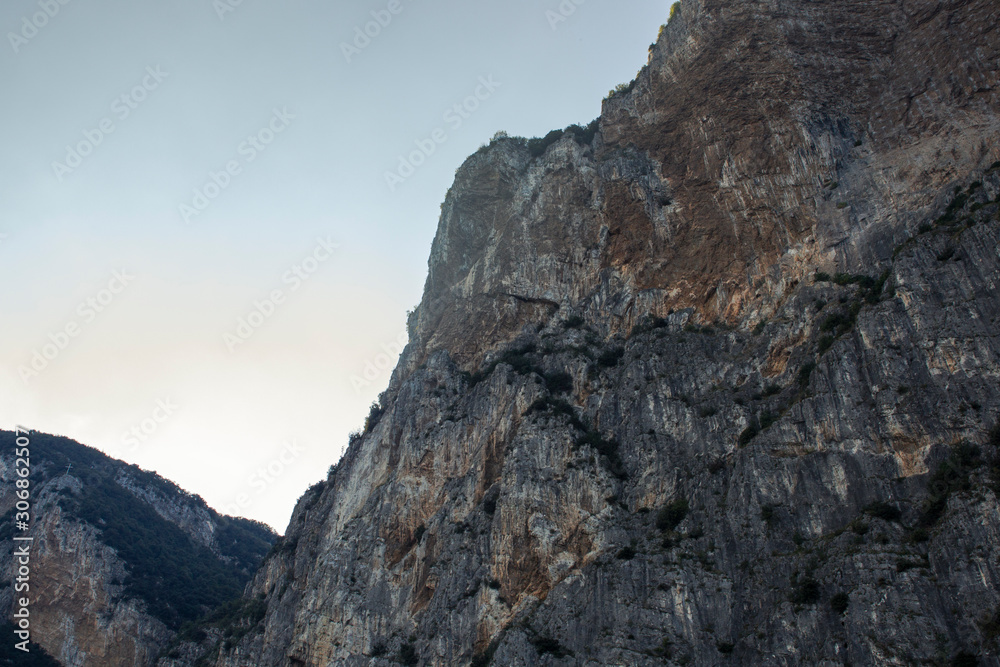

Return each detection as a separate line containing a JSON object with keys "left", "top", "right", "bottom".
{"left": 167, "top": 0, "right": 1000, "bottom": 665}
{"left": 0, "top": 476, "right": 173, "bottom": 667}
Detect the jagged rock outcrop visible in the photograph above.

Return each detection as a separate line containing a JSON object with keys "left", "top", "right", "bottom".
{"left": 0, "top": 433, "right": 276, "bottom": 666}
{"left": 397, "top": 0, "right": 1000, "bottom": 371}
{"left": 126, "top": 0, "right": 1000, "bottom": 665}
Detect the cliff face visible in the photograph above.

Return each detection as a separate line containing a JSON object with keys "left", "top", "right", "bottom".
{"left": 408, "top": 0, "right": 999, "bottom": 370}
{"left": 176, "top": 0, "right": 1000, "bottom": 665}
{"left": 0, "top": 432, "right": 276, "bottom": 666}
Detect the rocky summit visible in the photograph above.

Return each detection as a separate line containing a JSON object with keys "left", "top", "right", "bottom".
{"left": 8, "top": 0, "right": 1000, "bottom": 664}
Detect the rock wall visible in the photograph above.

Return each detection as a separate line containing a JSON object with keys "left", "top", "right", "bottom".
{"left": 22, "top": 478, "right": 172, "bottom": 666}
{"left": 173, "top": 0, "right": 1000, "bottom": 665}
{"left": 407, "top": 0, "right": 1000, "bottom": 370}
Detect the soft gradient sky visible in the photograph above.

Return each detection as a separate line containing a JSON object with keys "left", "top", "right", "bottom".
{"left": 0, "top": 0, "right": 668, "bottom": 532}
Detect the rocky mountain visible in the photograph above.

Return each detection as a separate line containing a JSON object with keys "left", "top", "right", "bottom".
{"left": 149, "top": 1, "right": 1000, "bottom": 665}
{"left": 11, "top": 0, "right": 1000, "bottom": 664}
{"left": 0, "top": 431, "right": 276, "bottom": 666}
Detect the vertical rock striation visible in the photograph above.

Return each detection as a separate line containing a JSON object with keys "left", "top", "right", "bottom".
{"left": 140, "top": 0, "right": 1000, "bottom": 665}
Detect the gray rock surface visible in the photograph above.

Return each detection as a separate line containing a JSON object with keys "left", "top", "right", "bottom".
{"left": 179, "top": 1, "right": 1000, "bottom": 664}
{"left": 20, "top": 0, "right": 1000, "bottom": 665}
{"left": 182, "top": 1, "right": 1000, "bottom": 665}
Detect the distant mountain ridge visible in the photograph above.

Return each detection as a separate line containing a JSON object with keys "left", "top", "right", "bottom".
{"left": 0, "top": 430, "right": 277, "bottom": 665}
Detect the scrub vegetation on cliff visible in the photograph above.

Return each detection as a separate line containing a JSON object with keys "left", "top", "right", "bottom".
{"left": 0, "top": 430, "right": 277, "bottom": 660}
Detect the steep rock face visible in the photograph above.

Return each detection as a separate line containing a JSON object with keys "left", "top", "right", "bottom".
{"left": 179, "top": 1, "right": 1000, "bottom": 666}
{"left": 14, "top": 479, "right": 172, "bottom": 667}
{"left": 115, "top": 471, "right": 219, "bottom": 550}
{"left": 408, "top": 0, "right": 999, "bottom": 370}
{"left": 0, "top": 433, "right": 276, "bottom": 666}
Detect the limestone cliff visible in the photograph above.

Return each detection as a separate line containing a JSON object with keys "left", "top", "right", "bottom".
{"left": 158, "top": 0, "right": 1000, "bottom": 664}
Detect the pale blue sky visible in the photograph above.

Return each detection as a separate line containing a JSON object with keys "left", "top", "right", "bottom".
{"left": 1, "top": 0, "right": 668, "bottom": 531}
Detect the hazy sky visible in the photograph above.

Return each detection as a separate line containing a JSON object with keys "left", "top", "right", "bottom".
{"left": 1, "top": 0, "right": 668, "bottom": 531}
